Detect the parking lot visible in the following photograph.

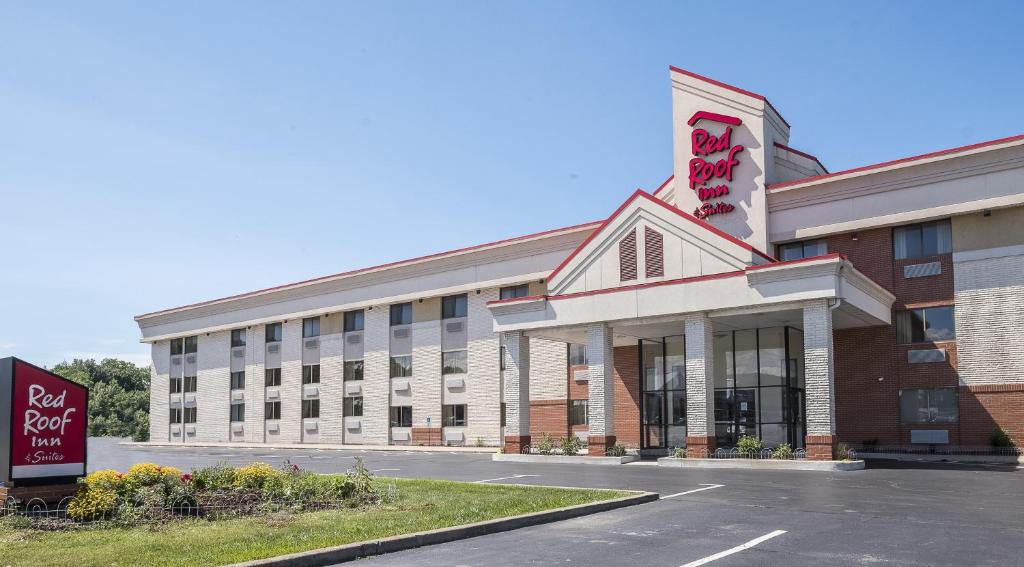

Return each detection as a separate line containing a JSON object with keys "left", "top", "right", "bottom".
{"left": 90, "top": 439, "right": 1024, "bottom": 566}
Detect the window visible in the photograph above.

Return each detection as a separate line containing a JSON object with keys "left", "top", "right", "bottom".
{"left": 390, "top": 355, "right": 413, "bottom": 378}
{"left": 500, "top": 403, "right": 506, "bottom": 427}
{"left": 302, "top": 317, "right": 320, "bottom": 338}
{"left": 302, "top": 364, "right": 321, "bottom": 384}
{"left": 778, "top": 239, "right": 828, "bottom": 261}
{"left": 390, "top": 406, "right": 412, "bottom": 427}
{"left": 568, "top": 344, "right": 587, "bottom": 366}
{"left": 344, "top": 360, "right": 364, "bottom": 381}
{"left": 499, "top": 345, "right": 506, "bottom": 371}
{"left": 231, "top": 329, "right": 246, "bottom": 348}
{"left": 442, "top": 404, "right": 467, "bottom": 427}
{"left": 265, "top": 322, "right": 283, "bottom": 343}
{"left": 230, "top": 403, "right": 245, "bottom": 422}
{"left": 896, "top": 306, "right": 956, "bottom": 344}
{"left": 390, "top": 303, "right": 412, "bottom": 326}
{"left": 183, "top": 407, "right": 197, "bottom": 424}
{"left": 183, "top": 375, "right": 197, "bottom": 393}
{"left": 344, "top": 396, "right": 363, "bottom": 417}
{"left": 184, "top": 336, "right": 198, "bottom": 354}
{"left": 499, "top": 284, "right": 530, "bottom": 300}
{"left": 170, "top": 338, "right": 184, "bottom": 356}
{"left": 893, "top": 219, "right": 952, "bottom": 260}
{"left": 169, "top": 408, "right": 182, "bottom": 424}
{"left": 265, "top": 401, "right": 281, "bottom": 420}
{"left": 302, "top": 399, "right": 320, "bottom": 419}
{"left": 169, "top": 377, "right": 182, "bottom": 394}
{"left": 569, "top": 400, "right": 588, "bottom": 426}
{"left": 900, "top": 388, "right": 958, "bottom": 424}
{"left": 442, "top": 350, "right": 468, "bottom": 375}
{"left": 344, "top": 310, "right": 364, "bottom": 332}
{"left": 230, "top": 371, "right": 245, "bottom": 390}
{"left": 441, "top": 294, "right": 468, "bottom": 319}
{"left": 264, "top": 368, "right": 282, "bottom": 387}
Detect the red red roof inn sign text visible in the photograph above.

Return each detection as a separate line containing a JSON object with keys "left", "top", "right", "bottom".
{"left": 687, "top": 110, "right": 744, "bottom": 220}
{"left": 0, "top": 357, "right": 88, "bottom": 485}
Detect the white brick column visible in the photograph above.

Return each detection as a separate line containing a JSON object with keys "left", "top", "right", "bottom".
{"left": 501, "top": 330, "right": 530, "bottom": 453}
{"left": 803, "top": 299, "right": 837, "bottom": 460}
{"left": 586, "top": 323, "right": 615, "bottom": 455}
{"left": 684, "top": 314, "right": 716, "bottom": 456}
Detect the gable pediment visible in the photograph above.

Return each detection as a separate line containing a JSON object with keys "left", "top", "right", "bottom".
{"left": 547, "top": 190, "right": 773, "bottom": 296}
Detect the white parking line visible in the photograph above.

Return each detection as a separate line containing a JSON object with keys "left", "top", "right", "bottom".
{"left": 474, "top": 474, "right": 540, "bottom": 484}
{"left": 680, "top": 530, "right": 787, "bottom": 567}
{"left": 372, "top": 468, "right": 401, "bottom": 472}
{"left": 662, "top": 484, "right": 724, "bottom": 499}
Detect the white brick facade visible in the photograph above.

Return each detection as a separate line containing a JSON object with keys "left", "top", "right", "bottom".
{"left": 466, "top": 290, "right": 501, "bottom": 445}
{"left": 195, "top": 331, "right": 230, "bottom": 442}
{"left": 586, "top": 324, "right": 614, "bottom": 437}
{"left": 245, "top": 325, "right": 264, "bottom": 442}
{"left": 502, "top": 330, "right": 530, "bottom": 438}
{"left": 411, "top": 320, "right": 442, "bottom": 433}
{"left": 317, "top": 332, "right": 345, "bottom": 443}
{"left": 278, "top": 320, "right": 303, "bottom": 444}
{"left": 361, "top": 306, "right": 390, "bottom": 444}
{"left": 954, "top": 250, "right": 1024, "bottom": 385}
{"left": 150, "top": 340, "right": 170, "bottom": 442}
{"left": 529, "top": 338, "right": 568, "bottom": 400}
{"left": 684, "top": 314, "right": 714, "bottom": 438}
{"left": 803, "top": 299, "right": 836, "bottom": 436}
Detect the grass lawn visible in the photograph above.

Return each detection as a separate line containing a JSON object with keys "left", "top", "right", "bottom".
{"left": 1, "top": 478, "right": 631, "bottom": 567}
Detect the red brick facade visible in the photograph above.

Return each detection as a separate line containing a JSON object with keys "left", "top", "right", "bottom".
{"left": 529, "top": 399, "right": 569, "bottom": 438}
{"left": 612, "top": 345, "right": 641, "bottom": 448}
{"left": 960, "top": 384, "right": 1024, "bottom": 447}
{"left": 411, "top": 427, "right": 442, "bottom": 446}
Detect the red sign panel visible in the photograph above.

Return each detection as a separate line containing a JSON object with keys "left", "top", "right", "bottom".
{"left": 687, "top": 111, "right": 744, "bottom": 220}
{"left": 9, "top": 360, "right": 88, "bottom": 480}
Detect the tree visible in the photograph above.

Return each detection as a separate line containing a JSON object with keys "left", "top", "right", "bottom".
{"left": 51, "top": 358, "right": 151, "bottom": 441}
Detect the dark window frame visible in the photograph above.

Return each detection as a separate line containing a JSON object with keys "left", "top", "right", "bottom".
{"left": 264, "top": 401, "right": 281, "bottom": 420}
{"left": 390, "top": 406, "right": 413, "bottom": 427}
{"left": 442, "top": 350, "right": 468, "bottom": 375}
{"left": 777, "top": 239, "right": 828, "bottom": 261}
{"left": 893, "top": 219, "right": 952, "bottom": 260}
{"left": 442, "top": 404, "right": 467, "bottom": 427}
{"left": 896, "top": 305, "right": 956, "bottom": 344}
{"left": 231, "top": 329, "right": 246, "bottom": 348}
{"left": 230, "top": 403, "right": 245, "bottom": 422}
{"left": 899, "top": 387, "right": 959, "bottom": 424}
{"left": 302, "top": 364, "right": 321, "bottom": 384}
{"left": 343, "top": 310, "right": 365, "bottom": 332}
{"left": 264, "top": 368, "right": 282, "bottom": 387}
{"left": 499, "top": 284, "right": 531, "bottom": 300}
{"left": 344, "top": 360, "right": 364, "bottom": 381}
{"left": 390, "top": 355, "right": 413, "bottom": 378}
{"left": 302, "top": 398, "right": 320, "bottom": 419}
{"left": 230, "top": 371, "right": 245, "bottom": 390}
{"left": 302, "top": 317, "right": 320, "bottom": 338}
{"left": 569, "top": 399, "right": 588, "bottom": 426}
{"left": 344, "top": 396, "right": 364, "bottom": 417}
{"left": 265, "top": 323, "right": 283, "bottom": 343}
{"left": 390, "top": 303, "right": 412, "bottom": 326}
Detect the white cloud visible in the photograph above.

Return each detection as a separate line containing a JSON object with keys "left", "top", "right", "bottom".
{"left": 0, "top": 341, "right": 15, "bottom": 351}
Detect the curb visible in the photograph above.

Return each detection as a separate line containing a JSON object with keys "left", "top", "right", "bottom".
{"left": 227, "top": 491, "right": 659, "bottom": 566}
{"left": 123, "top": 441, "right": 498, "bottom": 454}
{"left": 657, "top": 457, "right": 865, "bottom": 471}
{"left": 492, "top": 453, "right": 639, "bottom": 465}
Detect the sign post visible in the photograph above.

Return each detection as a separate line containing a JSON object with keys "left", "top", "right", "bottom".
{"left": 0, "top": 357, "right": 89, "bottom": 498}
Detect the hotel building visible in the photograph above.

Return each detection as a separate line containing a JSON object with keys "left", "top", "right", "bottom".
{"left": 136, "top": 67, "right": 1024, "bottom": 459}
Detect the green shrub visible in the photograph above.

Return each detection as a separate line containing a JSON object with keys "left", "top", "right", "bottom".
{"left": 232, "top": 463, "right": 283, "bottom": 492}
{"left": 346, "top": 457, "right": 375, "bottom": 501}
{"left": 606, "top": 443, "right": 627, "bottom": 457}
{"left": 560, "top": 435, "right": 582, "bottom": 456}
{"left": 736, "top": 435, "right": 762, "bottom": 457}
{"left": 836, "top": 443, "right": 853, "bottom": 461}
{"left": 192, "top": 462, "right": 237, "bottom": 491}
{"left": 771, "top": 443, "right": 794, "bottom": 460}
{"left": 990, "top": 428, "right": 1015, "bottom": 448}
{"left": 536, "top": 433, "right": 555, "bottom": 455}
{"left": 474, "top": 437, "right": 485, "bottom": 447}
{"left": 67, "top": 487, "right": 119, "bottom": 521}
{"left": 673, "top": 447, "right": 687, "bottom": 459}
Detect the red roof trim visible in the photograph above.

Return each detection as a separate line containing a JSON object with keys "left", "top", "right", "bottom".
{"left": 688, "top": 111, "right": 742, "bottom": 127}
{"left": 668, "top": 66, "right": 790, "bottom": 129}
{"left": 546, "top": 189, "right": 776, "bottom": 286}
{"left": 768, "top": 133, "right": 1024, "bottom": 192}
{"left": 136, "top": 219, "right": 602, "bottom": 320}
{"left": 652, "top": 174, "right": 674, "bottom": 198}
{"left": 774, "top": 142, "right": 828, "bottom": 173}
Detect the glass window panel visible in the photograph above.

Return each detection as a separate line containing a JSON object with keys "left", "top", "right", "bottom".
{"left": 778, "top": 242, "right": 803, "bottom": 261}
{"left": 713, "top": 333, "right": 732, "bottom": 389}
{"left": 442, "top": 350, "right": 468, "bottom": 374}
{"left": 302, "top": 399, "right": 320, "bottom": 419}
{"left": 231, "top": 329, "right": 246, "bottom": 348}
{"left": 714, "top": 389, "right": 734, "bottom": 422}
{"left": 184, "top": 336, "right": 198, "bottom": 354}
{"left": 715, "top": 423, "right": 734, "bottom": 447}
{"left": 893, "top": 225, "right": 921, "bottom": 260}
{"left": 758, "top": 328, "right": 786, "bottom": 386}
{"left": 442, "top": 294, "right": 468, "bottom": 319}
{"left": 344, "top": 397, "right": 363, "bottom": 417}
{"left": 302, "top": 364, "right": 321, "bottom": 384}
{"left": 344, "top": 310, "right": 364, "bottom": 332}
{"left": 760, "top": 423, "right": 788, "bottom": 447}
{"left": 303, "top": 317, "right": 320, "bottom": 338}
{"left": 344, "top": 360, "right": 364, "bottom": 381}
{"left": 390, "top": 303, "right": 412, "bottom": 326}
{"left": 230, "top": 371, "right": 245, "bottom": 390}
{"left": 390, "top": 355, "right": 413, "bottom": 378}
{"left": 265, "top": 323, "right": 282, "bottom": 343}
{"left": 169, "top": 378, "right": 182, "bottom": 393}
{"left": 734, "top": 330, "right": 757, "bottom": 387}
{"left": 667, "top": 425, "right": 687, "bottom": 448}
{"left": 642, "top": 340, "right": 663, "bottom": 391}
{"left": 170, "top": 339, "right": 184, "bottom": 356}
{"left": 643, "top": 392, "right": 664, "bottom": 425}
{"left": 788, "top": 327, "right": 804, "bottom": 389}
{"left": 568, "top": 344, "right": 587, "bottom": 366}
{"left": 569, "top": 400, "right": 588, "bottom": 426}
{"left": 668, "top": 390, "right": 686, "bottom": 425}
{"left": 931, "top": 388, "right": 959, "bottom": 422}
{"left": 265, "top": 401, "right": 281, "bottom": 420}
{"left": 390, "top": 406, "right": 413, "bottom": 427}
{"left": 665, "top": 336, "right": 685, "bottom": 390}
{"left": 900, "top": 388, "right": 958, "bottom": 424}
{"left": 499, "top": 284, "right": 530, "bottom": 300}
{"left": 735, "top": 388, "right": 757, "bottom": 426}
{"left": 230, "top": 404, "right": 245, "bottom": 422}
{"left": 760, "top": 387, "right": 785, "bottom": 423}
{"left": 803, "top": 239, "right": 828, "bottom": 258}
{"left": 924, "top": 306, "right": 955, "bottom": 342}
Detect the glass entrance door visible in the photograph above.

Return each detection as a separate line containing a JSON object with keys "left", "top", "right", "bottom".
{"left": 640, "top": 336, "right": 686, "bottom": 449}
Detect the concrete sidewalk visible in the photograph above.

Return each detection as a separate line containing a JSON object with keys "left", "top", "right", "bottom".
{"left": 124, "top": 440, "right": 499, "bottom": 453}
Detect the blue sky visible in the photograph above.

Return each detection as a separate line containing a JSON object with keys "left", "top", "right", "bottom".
{"left": 2, "top": 1, "right": 1022, "bottom": 367}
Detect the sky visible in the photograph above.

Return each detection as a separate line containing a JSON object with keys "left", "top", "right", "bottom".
{"left": 2, "top": 1, "right": 1023, "bottom": 368}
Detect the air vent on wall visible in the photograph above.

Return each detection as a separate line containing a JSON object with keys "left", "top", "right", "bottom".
{"left": 393, "top": 328, "right": 410, "bottom": 339}
{"left": 904, "top": 261, "right": 942, "bottom": 279}
{"left": 304, "top": 338, "right": 319, "bottom": 349}
{"left": 267, "top": 344, "right": 280, "bottom": 354}
{"left": 908, "top": 349, "right": 946, "bottom": 363}
{"left": 171, "top": 358, "right": 182, "bottom": 366}
{"left": 232, "top": 349, "right": 245, "bottom": 358}
{"left": 185, "top": 354, "right": 197, "bottom": 364}
{"left": 346, "top": 334, "right": 363, "bottom": 344}
{"left": 445, "top": 322, "right": 464, "bottom": 333}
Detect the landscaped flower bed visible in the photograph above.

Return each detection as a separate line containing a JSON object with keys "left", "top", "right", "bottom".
{"left": 3, "top": 459, "right": 378, "bottom": 529}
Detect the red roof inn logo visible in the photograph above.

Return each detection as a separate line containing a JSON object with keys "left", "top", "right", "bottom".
{"left": 1, "top": 357, "right": 88, "bottom": 484}
{"left": 687, "top": 110, "right": 744, "bottom": 219}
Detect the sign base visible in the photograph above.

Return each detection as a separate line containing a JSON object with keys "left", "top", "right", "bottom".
{"left": 1, "top": 482, "right": 80, "bottom": 505}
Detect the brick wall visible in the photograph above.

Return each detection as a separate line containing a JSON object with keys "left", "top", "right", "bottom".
{"left": 529, "top": 399, "right": 568, "bottom": 438}
{"left": 960, "top": 384, "right": 1024, "bottom": 447}
{"left": 612, "top": 345, "right": 640, "bottom": 449}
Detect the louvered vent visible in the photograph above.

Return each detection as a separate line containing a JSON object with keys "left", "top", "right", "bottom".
{"left": 267, "top": 344, "right": 280, "bottom": 354}
{"left": 185, "top": 354, "right": 197, "bottom": 364}
{"left": 445, "top": 321, "right": 464, "bottom": 333}
{"left": 644, "top": 226, "right": 664, "bottom": 278}
{"left": 619, "top": 229, "right": 638, "bottom": 281}
{"left": 393, "top": 328, "right": 410, "bottom": 339}
{"left": 346, "top": 334, "right": 362, "bottom": 344}
{"left": 171, "top": 358, "right": 181, "bottom": 366}
{"left": 304, "top": 338, "right": 319, "bottom": 349}
{"left": 908, "top": 349, "right": 946, "bottom": 363}
{"left": 232, "top": 349, "right": 245, "bottom": 358}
